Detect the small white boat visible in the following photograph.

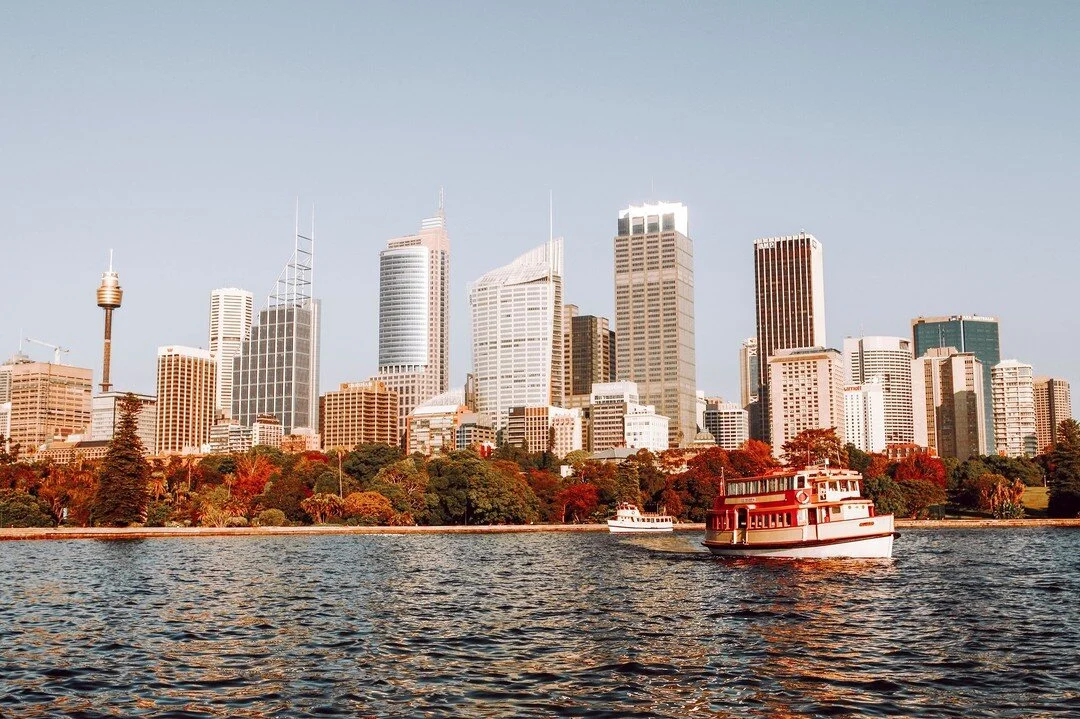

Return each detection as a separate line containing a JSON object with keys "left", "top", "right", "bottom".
{"left": 607, "top": 503, "right": 674, "bottom": 533}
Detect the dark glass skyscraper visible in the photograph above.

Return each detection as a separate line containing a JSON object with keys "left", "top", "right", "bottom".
{"left": 911, "top": 315, "right": 1000, "bottom": 454}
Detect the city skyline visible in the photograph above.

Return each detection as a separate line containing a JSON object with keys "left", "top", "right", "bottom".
{"left": 4, "top": 3, "right": 1079, "bottom": 406}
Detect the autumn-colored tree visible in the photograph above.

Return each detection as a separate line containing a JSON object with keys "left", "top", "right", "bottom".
{"left": 728, "top": 439, "right": 779, "bottom": 478}
{"left": 555, "top": 482, "right": 599, "bottom": 522}
{"left": 781, "top": 428, "right": 847, "bottom": 469}
{"left": 370, "top": 457, "right": 429, "bottom": 521}
{"left": 37, "top": 460, "right": 98, "bottom": 525}
{"left": 343, "top": 491, "right": 395, "bottom": 524}
{"left": 526, "top": 469, "right": 562, "bottom": 522}
{"left": 973, "top": 473, "right": 1025, "bottom": 518}
{"left": 897, "top": 479, "right": 946, "bottom": 519}
{"left": 301, "top": 492, "right": 345, "bottom": 524}
{"left": 892, "top": 454, "right": 947, "bottom": 488}
{"left": 92, "top": 393, "right": 151, "bottom": 526}
{"left": 229, "top": 453, "right": 276, "bottom": 516}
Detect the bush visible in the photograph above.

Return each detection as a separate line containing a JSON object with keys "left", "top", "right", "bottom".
{"left": 225, "top": 515, "right": 249, "bottom": 527}
{"left": 256, "top": 508, "right": 287, "bottom": 527}
{"left": 145, "top": 501, "right": 171, "bottom": 527}
{"left": 343, "top": 491, "right": 395, "bottom": 524}
{"left": 0, "top": 490, "right": 54, "bottom": 527}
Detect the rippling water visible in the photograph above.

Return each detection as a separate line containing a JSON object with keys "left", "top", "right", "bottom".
{"left": 1, "top": 528, "right": 1079, "bottom": 718}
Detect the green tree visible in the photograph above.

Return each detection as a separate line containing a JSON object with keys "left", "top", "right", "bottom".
{"left": 91, "top": 393, "right": 151, "bottom": 526}
{"left": 0, "top": 489, "right": 54, "bottom": 527}
{"left": 898, "top": 479, "right": 947, "bottom": 518}
{"left": 301, "top": 493, "right": 345, "bottom": 524}
{"left": 370, "top": 457, "right": 429, "bottom": 521}
{"left": 258, "top": 473, "right": 311, "bottom": 523}
{"left": 1048, "top": 419, "right": 1080, "bottom": 518}
{"left": 425, "top": 451, "right": 479, "bottom": 524}
{"left": 468, "top": 461, "right": 540, "bottom": 524}
{"left": 342, "top": 443, "right": 404, "bottom": 487}
{"left": 861, "top": 477, "right": 908, "bottom": 518}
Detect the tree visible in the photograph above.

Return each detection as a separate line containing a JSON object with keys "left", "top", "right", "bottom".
{"left": 229, "top": 453, "right": 276, "bottom": 517}
{"left": 781, "top": 428, "right": 847, "bottom": 469}
{"left": 258, "top": 473, "right": 311, "bottom": 523}
{"left": 1048, "top": 419, "right": 1080, "bottom": 518}
{"left": 897, "top": 480, "right": 946, "bottom": 519}
{"left": 342, "top": 443, "right": 404, "bottom": 487}
{"left": 555, "top": 482, "right": 599, "bottom": 522}
{"left": 301, "top": 493, "right": 345, "bottom": 524}
{"left": 343, "top": 491, "right": 395, "bottom": 524}
{"left": 37, "top": 460, "right": 97, "bottom": 526}
{"left": 468, "top": 461, "right": 540, "bottom": 524}
{"left": 971, "top": 473, "right": 1025, "bottom": 519}
{"left": 526, "top": 469, "right": 562, "bottom": 522}
{"left": 91, "top": 393, "right": 151, "bottom": 526}
{"left": 892, "top": 454, "right": 947, "bottom": 488}
{"left": 861, "top": 477, "right": 908, "bottom": 518}
{"left": 425, "top": 451, "right": 479, "bottom": 525}
{"left": 0, "top": 489, "right": 54, "bottom": 527}
{"left": 728, "top": 439, "right": 779, "bottom": 477}
{"left": 370, "top": 457, "right": 429, "bottom": 521}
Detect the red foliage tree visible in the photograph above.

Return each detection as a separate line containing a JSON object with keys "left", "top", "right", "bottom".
{"left": 892, "top": 454, "right": 947, "bottom": 488}
{"left": 230, "top": 454, "right": 276, "bottom": 516}
{"left": 555, "top": 482, "right": 599, "bottom": 523}
{"left": 728, "top": 439, "right": 779, "bottom": 478}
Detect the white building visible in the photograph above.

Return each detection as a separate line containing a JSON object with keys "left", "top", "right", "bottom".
{"left": 843, "top": 382, "right": 886, "bottom": 454}
{"left": 208, "top": 288, "right": 253, "bottom": 419}
{"left": 209, "top": 422, "right": 251, "bottom": 454}
{"left": 251, "top": 414, "right": 283, "bottom": 448}
{"left": 90, "top": 392, "right": 157, "bottom": 453}
{"left": 506, "top": 405, "right": 582, "bottom": 458}
{"left": 992, "top": 360, "right": 1037, "bottom": 457}
{"left": 469, "top": 238, "right": 564, "bottom": 432}
{"left": 843, "top": 336, "right": 914, "bottom": 444}
{"left": 702, "top": 401, "right": 749, "bottom": 450}
{"left": 0, "top": 401, "right": 10, "bottom": 452}
{"left": 768, "top": 347, "right": 845, "bottom": 458}
{"left": 376, "top": 206, "right": 451, "bottom": 434}
{"left": 623, "top": 403, "right": 669, "bottom": 453}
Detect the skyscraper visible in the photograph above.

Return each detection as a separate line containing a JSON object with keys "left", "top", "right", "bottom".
{"left": 844, "top": 381, "right": 886, "bottom": 454}
{"left": 155, "top": 346, "right": 216, "bottom": 455}
{"left": 469, "top": 238, "right": 564, "bottom": 433}
{"left": 912, "top": 348, "right": 987, "bottom": 459}
{"left": 991, "top": 360, "right": 1037, "bottom": 458}
{"left": 739, "top": 338, "right": 759, "bottom": 409}
{"left": 320, "top": 380, "right": 399, "bottom": 449}
{"left": 843, "top": 336, "right": 914, "bottom": 445}
{"left": 753, "top": 233, "right": 826, "bottom": 443}
{"left": 209, "top": 287, "right": 253, "bottom": 419}
{"left": 376, "top": 205, "right": 450, "bottom": 436}
{"left": 1034, "top": 377, "right": 1072, "bottom": 451}
{"left": 8, "top": 361, "right": 93, "bottom": 451}
{"left": 233, "top": 216, "right": 320, "bottom": 435}
{"left": 614, "top": 202, "right": 696, "bottom": 447}
{"left": 90, "top": 392, "right": 157, "bottom": 452}
{"left": 702, "top": 400, "right": 750, "bottom": 451}
{"left": 767, "top": 347, "right": 845, "bottom": 458}
{"left": 564, "top": 306, "right": 615, "bottom": 406}
{"left": 911, "top": 315, "right": 1000, "bottom": 453}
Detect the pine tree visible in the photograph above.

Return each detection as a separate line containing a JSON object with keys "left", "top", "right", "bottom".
{"left": 1048, "top": 418, "right": 1080, "bottom": 518}
{"left": 91, "top": 393, "right": 151, "bottom": 526}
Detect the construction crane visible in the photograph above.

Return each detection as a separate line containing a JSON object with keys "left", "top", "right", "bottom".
{"left": 24, "top": 337, "right": 70, "bottom": 365}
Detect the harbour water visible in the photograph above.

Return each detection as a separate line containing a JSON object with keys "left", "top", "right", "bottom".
{"left": 1, "top": 528, "right": 1078, "bottom": 717}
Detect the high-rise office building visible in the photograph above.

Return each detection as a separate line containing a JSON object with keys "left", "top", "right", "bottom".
{"left": 614, "top": 202, "right": 696, "bottom": 447}
{"left": 767, "top": 347, "right": 844, "bottom": 459}
{"left": 912, "top": 315, "right": 1000, "bottom": 453}
{"left": 506, "top": 405, "right": 583, "bottom": 458}
{"left": 376, "top": 205, "right": 450, "bottom": 437}
{"left": 155, "top": 346, "right": 216, "bottom": 455}
{"left": 563, "top": 304, "right": 615, "bottom": 407}
{"left": 7, "top": 361, "right": 93, "bottom": 451}
{"left": 320, "top": 380, "right": 399, "bottom": 450}
{"left": 991, "top": 360, "right": 1037, "bottom": 458}
{"left": 1034, "top": 377, "right": 1072, "bottom": 451}
{"left": 90, "top": 392, "right": 157, "bottom": 452}
{"left": 739, "top": 338, "right": 759, "bottom": 409}
{"left": 702, "top": 400, "right": 750, "bottom": 451}
{"left": 469, "top": 238, "right": 564, "bottom": 433}
{"left": 209, "top": 288, "right": 253, "bottom": 419}
{"left": 234, "top": 218, "right": 320, "bottom": 434}
{"left": 912, "top": 347, "right": 986, "bottom": 459}
{"left": 844, "top": 381, "right": 886, "bottom": 454}
{"left": 843, "top": 336, "right": 914, "bottom": 445}
{"left": 753, "top": 233, "right": 826, "bottom": 443}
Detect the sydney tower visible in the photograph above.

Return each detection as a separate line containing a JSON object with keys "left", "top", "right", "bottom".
{"left": 96, "top": 252, "right": 123, "bottom": 393}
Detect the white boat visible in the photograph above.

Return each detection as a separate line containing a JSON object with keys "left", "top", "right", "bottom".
{"left": 703, "top": 466, "right": 897, "bottom": 558}
{"left": 607, "top": 503, "right": 674, "bottom": 533}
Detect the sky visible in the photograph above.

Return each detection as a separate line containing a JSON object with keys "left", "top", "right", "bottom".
{"left": 2, "top": 1, "right": 1078, "bottom": 403}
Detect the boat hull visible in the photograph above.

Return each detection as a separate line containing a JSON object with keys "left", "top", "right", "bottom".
{"left": 607, "top": 521, "right": 673, "bottom": 533}
{"left": 703, "top": 531, "right": 896, "bottom": 559}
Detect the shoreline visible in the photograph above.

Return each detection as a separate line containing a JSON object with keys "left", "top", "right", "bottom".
{"left": 1, "top": 518, "right": 1078, "bottom": 541}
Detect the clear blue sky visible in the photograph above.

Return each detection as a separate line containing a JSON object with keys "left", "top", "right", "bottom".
{"left": 3, "top": 1, "right": 1078, "bottom": 403}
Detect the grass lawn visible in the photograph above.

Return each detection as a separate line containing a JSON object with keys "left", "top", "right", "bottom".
{"left": 1023, "top": 486, "right": 1049, "bottom": 516}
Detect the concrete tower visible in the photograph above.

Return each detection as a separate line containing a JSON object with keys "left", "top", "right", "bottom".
{"left": 95, "top": 251, "right": 123, "bottom": 393}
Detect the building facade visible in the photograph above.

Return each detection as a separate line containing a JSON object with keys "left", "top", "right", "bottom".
{"left": 702, "top": 400, "right": 750, "bottom": 451}
{"left": 912, "top": 315, "right": 1000, "bottom": 453}
{"left": 89, "top": 392, "right": 157, "bottom": 453}
{"left": 614, "top": 202, "right": 696, "bottom": 447}
{"left": 1034, "top": 377, "right": 1072, "bottom": 451}
{"left": 208, "top": 287, "right": 253, "bottom": 420}
{"left": 506, "top": 405, "right": 583, "bottom": 458}
{"left": 911, "top": 347, "right": 987, "bottom": 459}
{"left": 155, "top": 346, "right": 216, "bottom": 455}
{"left": 406, "top": 388, "right": 468, "bottom": 456}
{"left": 843, "top": 382, "right": 886, "bottom": 454}
{"left": 767, "top": 347, "right": 844, "bottom": 459}
{"left": 320, "top": 381, "right": 399, "bottom": 450}
{"left": 843, "top": 336, "right": 914, "bottom": 444}
{"left": 564, "top": 305, "right": 615, "bottom": 405}
{"left": 376, "top": 208, "right": 450, "bottom": 436}
{"left": 739, "top": 338, "right": 760, "bottom": 436}
{"left": 8, "top": 361, "right": 93, "bottom": 451}
{"left": 469, "top": 239, "right": 564, "bottom": 433}
{"left": 753, "top": 233, "right": 826, "bottom": 442}
{"left": 623, "top": 403, "right": 670, "bottom": 453}
{"left": 991, "top": 360, "right": 1037, "bottom": 458}
{"left": 588, "top": 381, "right": 639, "bottom": 452}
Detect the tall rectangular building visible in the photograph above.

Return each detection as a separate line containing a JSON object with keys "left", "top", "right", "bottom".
{"left": 469, "top": 239, "right": 564, "bottom": 433}
{"left": 376, "top": 207, "right": 450, "bottom": 437}
{"left": 1034, "top": 377, "right": 1072, "bottom": 451}
{"left": 991, "top": 360, "right": 1037, "bottom": 458}
{"left": 614, "top": 202, "right": 696, "bottom": 447}
{"left": 702, "top": 400, "right": 750, "bottom": 451}
{"left": 911, "top": 348, "right": 986, "bottom": 459}
{"left": 320, "top": 381, "right": 399, "bottom": 450}
{"left": 844, "top": 381, "right": 886, "bottom": 454}
{"left": 739, "top": 338, "right": 759, "bottom": 409}
{"left": 155, "top": 346, "right": 216, "bottom": 455}
{"left": 564, "top": 307, "right": 614, "bottom": 404}
{"left": 90, "top": 392, "right": 157, "bottom": 453}
{"left": 912, "top": 315, "right": 1000, "bottom": 453}
{"left": 233, "top": 223, "right": 320, "bottom": 435}
{"left": 8, "top": 362, "right": 93, "bottom": 451}
{"left": 767, "top": 347, "right": 844, "bottom": 459}
{"left": 209, "top": 287, "right": 253, "bottom": 419}
{"left": 843, "top": 336, "right": 914, "bottom": 444}
{"left": 753, "top": 233, "right": 826, "bottom": 443}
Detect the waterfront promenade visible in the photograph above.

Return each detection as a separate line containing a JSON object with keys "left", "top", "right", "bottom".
{"left": 2, "top": 518, "right": 1078, "bottom": 541}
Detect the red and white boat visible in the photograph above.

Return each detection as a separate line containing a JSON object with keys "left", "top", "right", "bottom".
{"left": 703, "top": 466, "right": 897, "bottom": 558}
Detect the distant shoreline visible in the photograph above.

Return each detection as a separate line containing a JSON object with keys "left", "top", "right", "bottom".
{"left": 2, "top": 518, "right": 1079, "bottom": 542}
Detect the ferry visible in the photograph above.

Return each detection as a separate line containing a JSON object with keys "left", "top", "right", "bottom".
{"left": 607, "top": 503, "right": 674, "bottom": 533}
{"left": 703, "top": 466, "right": 897, "bottom": 558}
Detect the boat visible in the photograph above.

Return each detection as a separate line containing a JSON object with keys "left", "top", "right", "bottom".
{"left": 703, "top": 466, "right": 897, "bottom": 558}
{"left": 607, "top": 503, "right": 674, "bottom": 533}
